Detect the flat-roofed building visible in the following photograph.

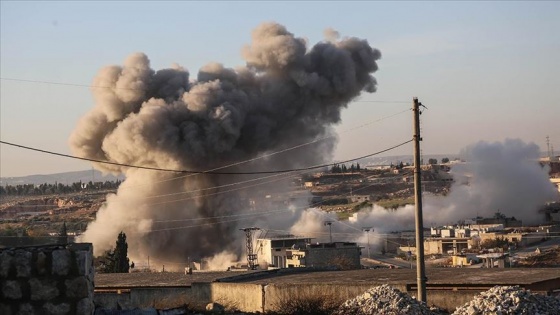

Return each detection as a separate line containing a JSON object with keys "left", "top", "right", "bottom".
{"left": 256, "top": 235, "right": 312, "bottom": 269}
{"left": 286, "top": 242, "right": 362, "bottom": 270}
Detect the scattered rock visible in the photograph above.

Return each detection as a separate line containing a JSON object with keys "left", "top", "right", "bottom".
{"left": 334, "top": 284, "right": 443, "bottom": 315}
{"left": 453, "top": 286, "right": 560, "bottom": 315}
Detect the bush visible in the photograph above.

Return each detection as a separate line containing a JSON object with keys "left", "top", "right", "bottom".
{"left": 271, "top": 292, "right": 343, "bottom": 315}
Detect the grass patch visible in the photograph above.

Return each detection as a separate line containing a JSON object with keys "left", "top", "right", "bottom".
{"left": 375, "top": 197, "right": 415, "bottom": 210}
{"left": 336, "top": 212, "right": 355, "bottom": 220}
{"left": 270, "top": 292, "right": 344, "bottom": 315}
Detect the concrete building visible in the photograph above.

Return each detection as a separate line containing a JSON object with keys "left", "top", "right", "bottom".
{"left": 451, "top": 254, "right": 480, "bottom": 267}
{"left": 256, "top": 236, "right": 312, "bottom": 269}
{"left": 399, "top": 237, "right": 470, "bottom": 256}
{"left": 286, "top": 242, "right": 362, "bottom": 270}
{"left": 477, "top": 253, "right": 509, "bottom": 268}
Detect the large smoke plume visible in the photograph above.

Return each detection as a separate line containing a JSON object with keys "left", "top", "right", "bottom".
{"left": 70, "top": 23, "right": 381, "bottom": 267}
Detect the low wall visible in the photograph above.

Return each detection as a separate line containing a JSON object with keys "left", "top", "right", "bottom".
{"left": 0, "top": 243, "right": 94, "bottom": 315}
{"left": 94, "top": 287, "right": 190, "bottom": 310}
{"left": 92, "top": 282, "right": 555, "bottom": 313}
{"left": 210, "top": 282, "right": 263, "bottom": 312}
{"left": 263, "top": 283, "right": 387, "bottom": 312}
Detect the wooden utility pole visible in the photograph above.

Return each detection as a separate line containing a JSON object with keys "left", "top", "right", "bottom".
{"left": 413, "top": 97, "right": 427, "bottom": 302}
{"left": 362, "top": 227, "right": 373, "bottom": 259}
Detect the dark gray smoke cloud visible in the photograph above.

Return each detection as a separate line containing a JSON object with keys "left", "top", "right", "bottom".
{"left": 70, "top": 23, "right": 381, "bottom": 267}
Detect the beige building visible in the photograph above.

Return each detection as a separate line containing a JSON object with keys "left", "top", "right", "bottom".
{"left": 398, "top": 237, "right": 470, "bottom": 256}
{"left": 256, "top": 236, "right": 312, "bottom": 269}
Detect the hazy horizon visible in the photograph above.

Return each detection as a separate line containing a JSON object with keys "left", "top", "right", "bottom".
{"left": 2, "top": 1, "right": 559, "bottom": 177}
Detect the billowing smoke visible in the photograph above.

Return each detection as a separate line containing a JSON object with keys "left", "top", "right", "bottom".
{"left": 70, "top": 22, "right": 381, "bottom": 267}
{"left": 296, "top": 139, "right": 559, "bottom": 250}
{"left": 431, "top": 138, "right": 559, "bottom": 225}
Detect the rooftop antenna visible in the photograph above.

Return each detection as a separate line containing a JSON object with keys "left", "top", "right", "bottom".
{"left": 240, "top": 227, "right": 260, "bottom": 270}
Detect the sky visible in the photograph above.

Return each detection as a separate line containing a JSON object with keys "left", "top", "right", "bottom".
{"left": 1, "top": 1, "right": 559, "bottom": 177}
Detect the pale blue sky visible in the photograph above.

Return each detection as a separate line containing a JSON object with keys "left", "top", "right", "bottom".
{"left": 1, "top": 1, "right": 559, "bottom": 177}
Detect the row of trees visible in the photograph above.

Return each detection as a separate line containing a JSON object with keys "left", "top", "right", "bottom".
{"left": 0, "top": 180, "right": 122, "bottom": 196}
{"left": 330, "top": 163, "right": 361, "bottom": 173}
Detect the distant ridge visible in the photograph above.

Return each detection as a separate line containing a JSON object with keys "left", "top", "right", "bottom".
{"left": 338, "top": 154, "right": 460, "bottom": 166}
{"left": 1, "top": 154, "right": 461, "bottom": 186}
{"left": 0, "top": 170, "right": 125, "bottom": 186}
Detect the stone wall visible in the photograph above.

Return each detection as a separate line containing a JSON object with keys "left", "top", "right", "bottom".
{"left": 0, "top": 243, "right": 94, "bottom": 315}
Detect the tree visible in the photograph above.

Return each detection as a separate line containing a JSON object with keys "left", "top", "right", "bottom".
{"left": 59, "top": 222, "right": 68, "bottom": 244}
{"left": 98, "top": 250, "right": 116, "bottom": 273}
{"left": 428, "top": 158, "right": 437, "bottom": 165}
{"left": 441, "top": 157, "right": 450, "bottom": 164}
{"left": 113, "top": 231, "right": 130, "bottom": 273}
{"left": 59, "top": 222, "right": 68, "bottom": 237}
{"left": 97, "top": 231, "right": 130, "bottom": 273}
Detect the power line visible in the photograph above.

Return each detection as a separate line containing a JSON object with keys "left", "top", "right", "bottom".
{"left": 1, "top": 75, "right": 411, "bottom": 190}
{"left": 145, "top": 171, "right": 414, "bottom": 232}
{"left": 110, "top": 107, "right": 410, "bottom": 192}
{"left": 0, "top": 139, "right": 412, "bottom": 175}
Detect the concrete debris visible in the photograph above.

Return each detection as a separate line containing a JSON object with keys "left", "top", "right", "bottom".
{"left": 452, "top": 286, "right": 560, "bottom": 315}
{"left": 334, "top": 284, "right": 443, "bottom": 315}
{"left": 206, "top": 302, "right": 225, "bottom": 313}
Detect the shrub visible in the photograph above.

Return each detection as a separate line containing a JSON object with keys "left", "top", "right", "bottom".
{"left": 271, "top": 292, "right": 344, "bottom": 315}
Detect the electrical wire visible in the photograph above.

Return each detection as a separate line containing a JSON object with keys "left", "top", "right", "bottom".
{"left": 0, "top": 77, "right": 409, "bottom": 103}
{"left": 143, "top": 171, "right": 414, "bottom": 232}
{"left": 0, "top": 139, "right": 412, "bottom": 175}
{"left": 110, "top": 106, "right": 411, "bottom": 192}
{"left": 1, "top": 75, "right": 412, "bottom": 193}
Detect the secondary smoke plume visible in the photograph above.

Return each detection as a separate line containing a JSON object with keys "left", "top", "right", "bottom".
{"left": 294, "top": 139, "right": 558, "bottom": 250}
{"left": 71, "top": 22, "right": 381, "bottom": 267}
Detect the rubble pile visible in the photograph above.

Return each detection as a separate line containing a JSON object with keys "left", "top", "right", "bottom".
{"left": 334, "top": 284, "right": 442, "bottom": 315}
{"left": 452, "top": 286, "right": 560, "bottom": 315}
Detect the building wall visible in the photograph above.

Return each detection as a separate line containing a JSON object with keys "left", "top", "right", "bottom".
{"left": 264, "top": 283, "right": 383, "bottom": 313}
{"left": 296, "top": 246, "right": 361, "bottom": 270}
{"left": 210, "top": 282, "right": 263, "bottom": 312}
{"left": 0, "top": 243, "right": 94, "bottom": 314}
{"left": 93, "top": 274, "right": 560, "bottom": 313}
{"left": 425, "top": 240, "right": 443, "bottom": 255}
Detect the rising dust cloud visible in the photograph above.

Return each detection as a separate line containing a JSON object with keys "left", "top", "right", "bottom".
{"left": 71, "top": 22, "right": 381, "bottom": 268}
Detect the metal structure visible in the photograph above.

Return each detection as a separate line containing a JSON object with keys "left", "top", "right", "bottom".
{"left": 413, "top": 97, "right": 427, "bottom": 302}
{"left": 240, "top": 227, "right": 260, "bottom": 270}
{"left": 362, "top": 227, "right": 373, "bottom": 259}
{"left": 324, "top": 221, "right": 333, "bottom": 243}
